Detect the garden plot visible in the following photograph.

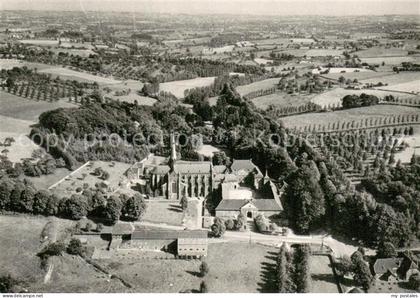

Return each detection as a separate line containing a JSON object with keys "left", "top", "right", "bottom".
{"left": 49, "top": 161, "right": 131, "bottom": 198}
{"left": 159, "top": 77, "right": 216, "bottom": 99}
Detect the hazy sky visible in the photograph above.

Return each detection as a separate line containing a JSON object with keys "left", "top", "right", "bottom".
{"left": 1, "top": 0, "right": 419, "bottom": 16}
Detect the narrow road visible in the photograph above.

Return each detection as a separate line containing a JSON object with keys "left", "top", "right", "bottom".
{"left": 135, "top": 220, "right": 373, "bottom": 257}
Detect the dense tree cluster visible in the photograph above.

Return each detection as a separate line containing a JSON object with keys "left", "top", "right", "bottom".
{"left": 341, "top": 93, "right": 379, "bottom": 109}
{"left": 276, "top": 244, "right": 311, "bottom": 293}
{"left": 0, "top": 177, "right": 147, "bottom": 224}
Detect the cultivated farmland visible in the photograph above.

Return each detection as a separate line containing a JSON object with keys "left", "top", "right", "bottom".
{"left": 235, "top": 78, "right": 279, "bottom": 97}
{"left": 310, "top": 87, "right": 415, "bottom": 107}
{"left": 159, "top": 77, "right": 216, "bottom": 98}
{"left": 251, "top": 92, "right": 314, "bottom": 110}
{"left": 0, "top": 91, "right": 76, "bottom": 122}
{"left": 39, "top": 67, "right": 122, "bottom": 84}
{"left": 280, "top": 105, "right": 420, "bottom": 130}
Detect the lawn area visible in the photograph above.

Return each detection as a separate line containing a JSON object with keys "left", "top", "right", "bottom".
{"left": 0, "top": 215, "right": 48, "bottom": 285}
{"left": 251, "top": 92, "right": 315, "bottom": 110}
{"left": 142, "top": 201, "right": 184, "bottom": 226}
{"left": 280, "top": 104, "right": 420, "bottom": 130}
{"left": 309, "top": 256, "right": 339, "bottom": 293}
{"left": 0, "top": 215, "right": 76, "bottom": 292}
{"left": 28, "top": 167, "right": 72, "bottom": 189}
{"left": 33, "top": 254, "right": 127, "bottom": 293}
{"left": 159, "top": 77, "right": 216, "bottom": 99}
{"left": 0, "top": 91, "right": 76, "bottom": 122}
{"left": 236, "top": 78, "right": 279, "bottom": 96}
{"left": 97, "top": 242, "right": 276, "bottom": 293}
{"left": 0, "top": 130, "right": 40, "bottom": 163}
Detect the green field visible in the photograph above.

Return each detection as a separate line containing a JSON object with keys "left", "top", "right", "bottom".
{"left": 251, "top": 92, "right": 314, "bottom": 110}
{"left": 142, "top": 201, "right": 184, "bottom": 226}
{"left": 236, "top": 78, "right": 279, "bottom": 96}
{"left": 310, "top": 256, "right": 339, "bottom": 293}
{"left": 0, "top": 91, "right": 76, "bottom": 122}
{"left": 353, "top": 47, "right": 409, "bottom": 58}
{"left": 0, "top": 215, "right": 126, "bottom": 293}
{"left": 0, "top": 215, "right": 48, "bottom": 285}
{"left": 159, "top": 77, "right": 216, "bottom": 98}
{"left": 361, "top": 72, "right": 420, "bottom": 86}
{"left": 310, "top": 87, "right": 415, "bottom": 108}
{"left": 322, "top": 71, "right": 394, "bottom": 81}
{"left": 97, "top": 242, "right": 276, "bottom": 293}
{"left": 39, "top": 67, "right": 122, "bottom": 85}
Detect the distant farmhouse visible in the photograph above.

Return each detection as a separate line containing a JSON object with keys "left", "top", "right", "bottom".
{"left": 126, "top": 134, "right": 283, "bottom": 222}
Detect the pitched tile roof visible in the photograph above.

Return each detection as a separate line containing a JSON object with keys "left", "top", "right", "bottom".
{"left": 131, "top": 228, "right": 207, "bottom": 240}
{"left": 174, "top": 161, "right": 212, "bottom": 174}
{"left": 231, "top": 159, "right": 257, "bottom": 172}
{"left": 373, "top": 258, "right": 403, "bottom": 276}
{"left": 216, "top": 199, "right": 282, "bottom": 211}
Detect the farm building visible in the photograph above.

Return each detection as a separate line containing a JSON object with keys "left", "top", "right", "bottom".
{"left": 129, "top": 228, "right": 208, "bottom": 257}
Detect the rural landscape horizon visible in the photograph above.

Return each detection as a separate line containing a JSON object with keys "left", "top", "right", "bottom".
{"left": 0, "top": 0, "right": 419, "bottom": 296}
{"left": 2, "top": 0, "right": 420, "bottom": 16}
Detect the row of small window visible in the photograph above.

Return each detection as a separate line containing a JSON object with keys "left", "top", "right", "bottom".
{"left": 178, "top": 248, "right": 206, "bottom": 251}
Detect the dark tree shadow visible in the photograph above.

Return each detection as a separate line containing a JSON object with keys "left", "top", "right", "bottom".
{"left": 168, "top": 207, "right": 183, "bottom": 213}
{"left": 168, "top": 204, "right": 183, "bottom": 213}
{"left": 257, "top": 253, "right": 278, "bottom": 293}
{"left": 186, "top": 270, "right": 201, "bottom": 277}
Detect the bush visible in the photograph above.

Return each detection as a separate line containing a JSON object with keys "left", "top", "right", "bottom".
{"left": 200, "top": 281, "right": 208, "bottom": 293}
{"left": 67, "top": 238, "right": 83, "bottom": 256}
{"left": 37, "top": 242, "right": 66, "bottom": 259}
{"left": 408, "top": 273, "right": 420, "bottom": 291}
{"left": 199, "top": 261, "right": 209, "bottom": 277}
{"left": 0, "top": 275, "right": 19, "bottom": 293}
{"left": 211, "top": 217, "right": 226, "bottom": 237}
{"left": 225, "top": 218, "right": 235, "bottom": 230}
